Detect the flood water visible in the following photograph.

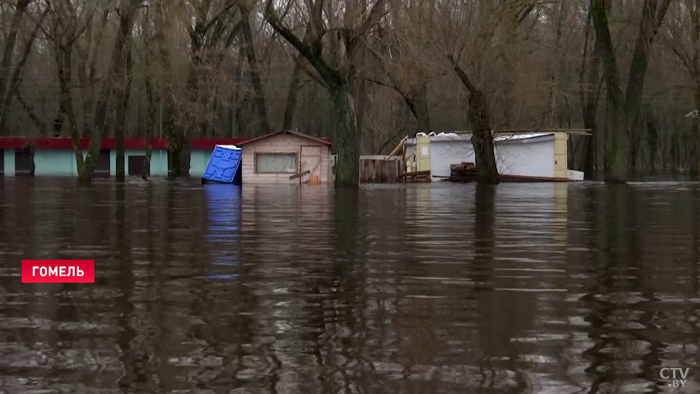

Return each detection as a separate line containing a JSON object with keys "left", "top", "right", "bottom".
{"left": 1, "top": 178, "right": 700, "bottom": 393}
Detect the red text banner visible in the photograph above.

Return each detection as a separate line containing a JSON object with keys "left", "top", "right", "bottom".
{"left": 21, "top": 260, "right": 95, "bottom": 283}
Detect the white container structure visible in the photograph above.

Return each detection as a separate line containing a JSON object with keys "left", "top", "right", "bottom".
{"left": 404, "top": 132, "right": 584, "bottom": 181}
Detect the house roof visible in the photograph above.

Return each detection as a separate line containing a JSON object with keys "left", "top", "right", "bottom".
{"left": 237, "top": 130, "right": 332, "bottom": 146}
{"left": 0, "top": 137, "right": 250, "bottom": 150}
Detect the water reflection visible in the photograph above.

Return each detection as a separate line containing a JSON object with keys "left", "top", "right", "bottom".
{"left": 205, "top": 184, "right": 241, "bottom": 278}
{"left": 1, "top": 179, "right": 700, "bottom": 392}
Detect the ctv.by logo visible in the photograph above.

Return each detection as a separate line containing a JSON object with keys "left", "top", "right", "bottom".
{"left": 660, "top": 367, "right": 690, "bottom": 388}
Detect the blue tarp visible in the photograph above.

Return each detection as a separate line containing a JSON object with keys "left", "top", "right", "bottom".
{"left": 202, "top": 145, "right": 242, "bottom": 184}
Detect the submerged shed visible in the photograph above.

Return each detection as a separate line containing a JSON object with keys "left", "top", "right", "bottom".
{"left": 238, "top": 130, "right": 332, "bottom": 185}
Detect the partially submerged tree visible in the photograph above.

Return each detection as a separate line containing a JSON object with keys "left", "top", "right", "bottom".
{"left": 591, "top": 0, "right": 673, "bottom": 183}
{"left": 664, "top": 0, "right": 700, "bottom": 175}
{"left": 0, "top": 0, "right": 36, "bottom": 135}
{"left": 264, "top": 0, "right": 389, "bottom": 186}
{"left": 169, "top": 0, "right": 243, "bottom": 177}
{"left": 78, "top": 0, "right": 141, "bottom": 185}
{"left": 141, "top": 3, "right": 155, "bottom": 180}
{"left": 0, "top": 0, "right": 50, "bottom": 135}
{"left": 579, "top": 4, "right": 604, "bottom": 179}
{"left": 438, "top": 1, "right": 538, "bottom": 184}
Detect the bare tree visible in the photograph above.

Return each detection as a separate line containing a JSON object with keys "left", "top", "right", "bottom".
{"left": 78, "top": 0, "right": 141, "bottom": 186}
{"left": 265, "top": 0, "right": 389, "bottom": 186}
{"left": 0, "top": 0, "right": 33, "bottom": 135}
{"left": 591, "top": 0, "right": 673, "bottom": 183}
{"left": 664, "top": 0, "right": 700, "bottom": 175}
{"left": 439, "top": 1, "right": 537, "bottom": 184}
{"left": 579, "top": 3, "right": 603, "bottom": 178}
{"left": 167, "top": 0, "right": 242, "bottom": 177}
{"left": 0, "top": 1, "right": 50, "bottom": 135}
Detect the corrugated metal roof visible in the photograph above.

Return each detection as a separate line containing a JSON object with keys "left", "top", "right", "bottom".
{"left": 495, "top": 132, "right": 555, "bottom": 142}
{"left": 407, "top": 132, "right": 555, "bottom": 145}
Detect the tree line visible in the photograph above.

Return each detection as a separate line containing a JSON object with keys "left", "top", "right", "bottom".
{"left": 0, "top": 0, "right": 697, "bottom": 185}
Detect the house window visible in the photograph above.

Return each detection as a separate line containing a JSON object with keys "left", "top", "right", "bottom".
{"left": 255, "top": 153, "right": 296, "bottom": 174}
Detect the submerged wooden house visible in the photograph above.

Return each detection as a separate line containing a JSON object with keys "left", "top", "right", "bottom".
{"left": 238, "top": 130, "right": 333, "bottom": 185}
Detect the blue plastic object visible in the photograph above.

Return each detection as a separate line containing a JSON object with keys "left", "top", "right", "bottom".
{"left": 202, "top": 145, "right": 242, "bottom": 184}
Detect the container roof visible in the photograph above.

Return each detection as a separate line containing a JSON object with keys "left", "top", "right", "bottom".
{"left": 407, "top": 132, "right": 555, "bottom": 144}
{"left": 238, "top": 130, "right": 332, "bottom": 146}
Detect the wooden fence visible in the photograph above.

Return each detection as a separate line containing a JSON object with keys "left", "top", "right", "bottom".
{"left": 359, "top": 157, "right": 404, "bottom": 184}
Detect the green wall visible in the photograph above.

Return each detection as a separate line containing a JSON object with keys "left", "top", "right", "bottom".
{"left": 190, "top": 149, "right": 213, "bottom": 177}
{"left": 34, "top": 150, "right": 77, "bottom": 176}
{"left": 0, "top": 148, "right": 202, "bottom": 177}
{"left": 2, "top": 149, "right": 14, "bottom": 176}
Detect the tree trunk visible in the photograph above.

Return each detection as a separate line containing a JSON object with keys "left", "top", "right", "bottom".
{"left": 83, "top": 9, "right": 111, "bottom": 138}
{"left": 241, "top": 13, "right": 270, "bottom": 135}
{"left": 79, "top": 0, "right": 140, "bottom": 186}
{"left": 16, "top": 88, "right": 48, "bottom": 135}
{"left": 331, "top": 85, "right": 360, "bottom": 187}
{"left": 115, "top": 33, "right": 134, "bottom": 182}
{"left": 153, "top": 0, "right": 177, "bottom": 175}
{"left": 409, "top": 81, "right": 431, "bottom": 132}
{"left": 264, "top": 0, "right": 389, "bottom": 187}
{"left": 207, "top": 96, "right": 217, "bottom": 137}
{"left": 144, "top": 87, "right": 155, "bottom": 180}
{"left": 624, "top": 1, "right": 671, "bottom": 174}
{"left": 580, "top": 5, "right": 602, "bottom": 179}
{"left": 592, "top": 0, "right": 671, "bottom": 183}
{"left": 630, "top": 135, "right": 639, "bottom": 173}
{"left": 176, "top": 52, "right": 198, "bottom": 178}
{"left": 693, "top": 78, "right": 700, "bottom": 176}
{"left": 583, "top": 113, "right": 598, "bottom": 179}
{"left": 0, "top": 4, "right": 46, "bottom": 135}
{"left": 56, "top": 43, "right": 85, "bottom": 173}
{"left": 449, "top": 58, "right": 499, "bottom": 184}
{"left": 143, "top": 6, "right": 155, "bottom": 181}
{"left": 690, "top": 0, "right": 700, "bottom": 176}
{"left": 545, "top": 0, "right": 567, "bottom": 126}
{"left": 176, "top": 15, "right": 205, "bottom": 178}
{"left": 469, "top": 89, "right": 500, "bottom": 185}
{"left": 591, "top": 0, "right": 626, "bottom": 183}
{"left": 168, "top": 135, "right": 190, "bottom": 178}
{"left": 0, "top": 0, "right": 31, "bottom": 134}
{"left": 232, "top": 42, "right": 243, "bottom": 136}
{"left": 282, "top": 57, "right": 302, "bottom": 130}
{"left": 53, "top": 104, "right": 66, "bottom": 137}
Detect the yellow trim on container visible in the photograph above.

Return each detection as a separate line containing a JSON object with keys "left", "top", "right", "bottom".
{"left": 553, "top": 132, "right": 567, "bottom": 178}
{"left": 416, "top": 136, "right": 431, "bottom": 173}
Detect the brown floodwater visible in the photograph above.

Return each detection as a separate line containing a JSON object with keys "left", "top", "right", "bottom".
{"left": 1, "top": 178, "right": 700, "bottom": 393}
